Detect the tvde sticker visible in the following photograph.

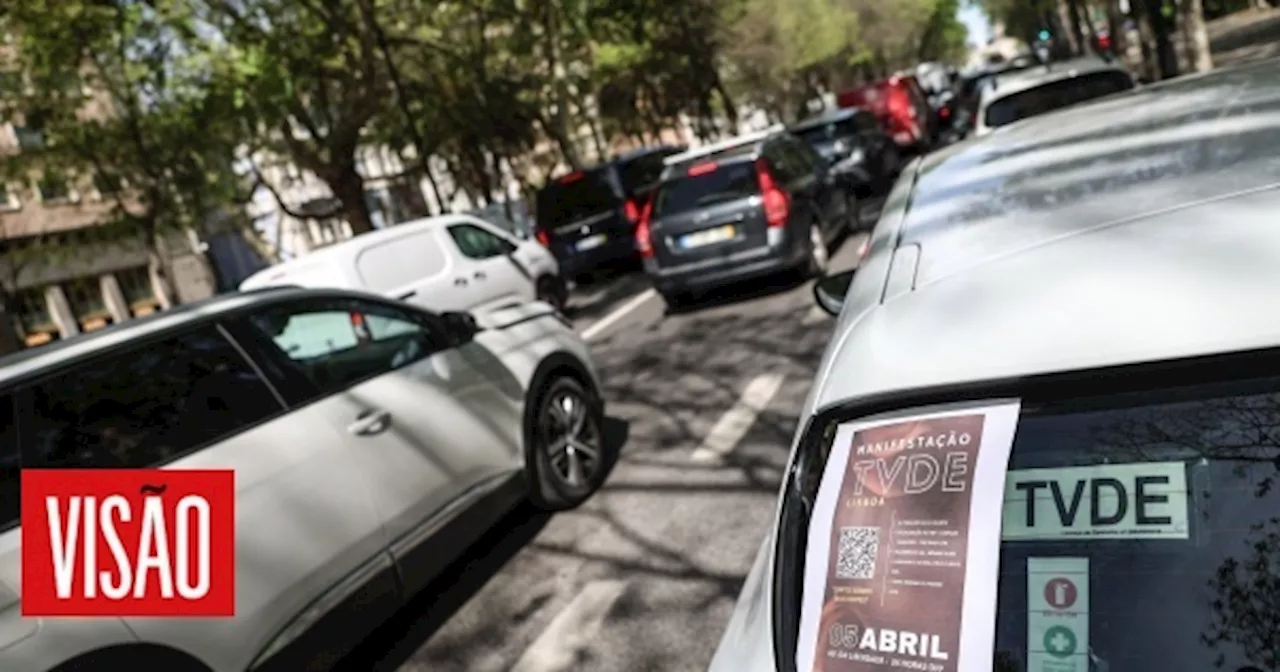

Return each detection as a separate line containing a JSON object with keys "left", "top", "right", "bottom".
{"left": 1027, "top": 557, "right": 1088, "bottom": 672}
{"left": 1003, "top": 461, "right": 1189, "bottom": 541}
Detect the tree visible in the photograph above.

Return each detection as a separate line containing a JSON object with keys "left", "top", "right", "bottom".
{"left": 1180, "top": 0, "right": 1215, "bottom": 72}
{"left": 203, "top": 0, "right": 393, "bottom": 235}
{"left": 0, "top": 0, "right": 249, "bottom": 305}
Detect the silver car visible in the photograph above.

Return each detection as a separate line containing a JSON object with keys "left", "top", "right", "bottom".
{"left": 972, "top": 57, "right": 1134, "bottom": 137}
{"left": 0, "top": 287, "right": 609, "bottom": 670}
{"left": 710, "top": 60, "right": 1280, "bottom": 672}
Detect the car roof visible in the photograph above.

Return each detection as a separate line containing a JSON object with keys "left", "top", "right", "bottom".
{"left": 815, "top": 59, "right": 1280, "bottom": 412}
{"left": 238, "top": 213, "right": 486, "bottom": 288}
{"left": 0, "top": 286, "right": 376, "bottom": 389}
{"left": 984, "top": 58, "right": 1127, "bottom": 102}
{"left": 790, "top": 108, "right": 863, "bottom": 132}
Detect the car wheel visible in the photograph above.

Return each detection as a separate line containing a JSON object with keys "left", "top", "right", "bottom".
{"left": 806, "top": 222, "right": 830, "bottom": 277}
{"left": 536, "top": 275, "right": 567, "bottom": 313}
{"left": 528, "top": 376, "right": 609, "bottom": 510}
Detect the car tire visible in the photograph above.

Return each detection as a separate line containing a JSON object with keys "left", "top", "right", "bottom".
{"left": 805, "top": 222, "right": 830, "bottom": 278}
{"left": 660, "top": 290, "right": 690, "bottom": 312}
{"left": 527, "top": 375, "right": 610, "bottom": 510}
{"left": 536, "top": 275, "right": 567, "bottom": 313}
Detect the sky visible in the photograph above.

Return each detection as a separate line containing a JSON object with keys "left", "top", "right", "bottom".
{"left": 958, "top": 2, "right": 994, "bottom": 46}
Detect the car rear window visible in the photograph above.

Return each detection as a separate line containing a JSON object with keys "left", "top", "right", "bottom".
{"left": 653, "top": 161, "right": 759, "bottom": 218}
{"left": 535, "top": 169, "right": 618, "bottom": 226}
{"left": 984, "top": 71, "right": 1134, "bottom": 129}
{"left": 616, "top": 152, "right": 670, "bottom": 197}
{"left": 795, "top": 119, "right": 859, "bottom": 146}
{"left": 791, "top": 376, "right": 1280, "bottom": 671}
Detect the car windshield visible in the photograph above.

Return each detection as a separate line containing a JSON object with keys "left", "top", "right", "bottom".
{"left": 653, "top": 162, "right": 759, "bottom": 217}
{"left": 790, "top": 375, "right": 1280, "bottom": 671}
{"left": 795, "top": 119, "right": 858, "bottom": 146}
{"left": 984, "top": 70, "right": 1134, "bottom": 128}
{"left": 535, "top": 168, "right": 618, "bottom": 226}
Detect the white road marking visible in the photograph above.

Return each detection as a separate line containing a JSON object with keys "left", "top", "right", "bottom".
{"left": 802, "top": 307, "right": 828, "bottom": 325}
{"left": 580, "top": 288, "right": 657, "bottom": 341}
{"left": 690, "top": 372, "right": 786, "bottom": 462}
{"left": 509, "top": 580, "right": 629, "bottom": 672}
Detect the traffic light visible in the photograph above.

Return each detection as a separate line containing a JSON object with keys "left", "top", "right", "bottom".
{"left": 1038, "top": 29, "right": 1051, "bottom": 41}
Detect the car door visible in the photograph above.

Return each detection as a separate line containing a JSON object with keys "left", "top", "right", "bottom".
{"left": 14, "top": 324, "right": 392, "bottom": 672}
{"left": 235, "top": 296, "right": 525, "bottom": 595}
{"left": 351, "top": 230, "right": 467, "bottom": 312}
{"left": 441, "top": 220, "right": 535, "bottom": 315}
{"left": 788, "top": 138, "right": 844, "bottom": 238}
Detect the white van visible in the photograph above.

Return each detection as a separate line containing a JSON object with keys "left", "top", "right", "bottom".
{"left": 240, "top": 213, "right": 566, "bottom": 314}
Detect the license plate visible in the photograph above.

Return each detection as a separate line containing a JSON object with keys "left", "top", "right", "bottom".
{"left": 575, "top": 233, "right": 607, "bottom": 252}
{"left": 679, "top": 225, "right": 736, "bottom": 250}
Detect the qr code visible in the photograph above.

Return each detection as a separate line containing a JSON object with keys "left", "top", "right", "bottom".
{"left": 835, "top": 526, "right": 880, "bottom": 579}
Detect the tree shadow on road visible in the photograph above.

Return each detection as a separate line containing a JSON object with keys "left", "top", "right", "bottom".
{"left": 339, "top": 417, "right": 631, "bottom": 672}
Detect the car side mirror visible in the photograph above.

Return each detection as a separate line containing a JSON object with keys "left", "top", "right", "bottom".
{"left": 813, "top": 268, "right": 857, "bottom": 316}
{"left": 441, "top": 311, "right": 480, "bottom": 346}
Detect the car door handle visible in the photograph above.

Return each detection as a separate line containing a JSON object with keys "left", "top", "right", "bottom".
{"left": 348, "top": 409, "right": 392, "bottom": 436}
{"left": 474, "top": 270, "right": 486, "bottom": 280}
{"left": 454, "top": 277, "right": 468, "bottom": 286}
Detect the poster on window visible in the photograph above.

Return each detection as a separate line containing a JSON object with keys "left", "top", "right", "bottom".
{"left": 795, "top": 400, "right": 1021, "bottom": 672}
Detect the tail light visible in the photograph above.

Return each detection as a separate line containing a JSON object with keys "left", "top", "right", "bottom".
{"left": 624, "top": 199, "right": 640, "bottom": 224}
{"left": 635, "top": 198, "right": 655, "bottom": 259}
{"left": 754, "top": 159, "right": 789, "bottom": 228}
{"left": 535, "top": 228, "right": 551, "bottom": 247}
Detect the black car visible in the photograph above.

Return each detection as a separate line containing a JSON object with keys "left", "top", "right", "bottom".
{"left": 637, "top": 128, "right": 857, "bottom": 308}
{"left": 533, "top": 145, "right": 685, "bottom": 282}
{"left": 789, "top": 108, "right": 901, "bottom": 200}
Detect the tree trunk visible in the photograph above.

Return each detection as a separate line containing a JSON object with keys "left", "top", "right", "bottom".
{"left": 1146, "top": 0, "right": 1182, "bottom": 78}
{"left": 1106, "top": 1, "right": 1129, "bottom": 61}
{"left": 587, "top": 113, "right": 608, "bottom": 163}
{"left": 148, "top": 249, "right": 176, "bottom": 309}
{"left": 329, "top": 169, "right": 375, "bottom": 235}
{"left": 423, "top": 158, "right": 448, "bottom": 214}
{"left": 711, "top": 72, "right": 740, "bottom": 131}
{"left": 1065, "top": 0, "right": 1090, "bottom": 54}
{"left": 1180, "top": 0, "right": 1215, "bottom": 72}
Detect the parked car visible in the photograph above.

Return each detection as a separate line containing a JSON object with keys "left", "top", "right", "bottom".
{"left": 637, "top": 126, "right": 857, "bottom": 309}
{"left": 239, "top": 213, "right": 568, "bottom": 315}
{"left": 949, "top": 56, "right": 1041, "bottom": 139}
{"left": 836, "top": 73, "right": 936, "bottom": 153}
{"left": 709, "top": 61, "right": 1280, "bottom": 672}
{"left": 533, "top": 145, "right": 686, "bottom": 282}
{"left": 0, "top": 284, "right": 610, "bottom": 671}
{"left": 973, "top": 57, "right": 1135, "bottom": 137}
{"left": 789, "top": 108, "right": 901, "bottom": 198}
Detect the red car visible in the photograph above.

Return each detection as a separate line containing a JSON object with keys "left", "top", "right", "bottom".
{"left": 836, "top": 73, "right": 936, "bottom": 153}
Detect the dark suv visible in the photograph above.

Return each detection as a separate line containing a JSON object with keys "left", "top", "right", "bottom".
{"left": 789, "top": 108, "right": 901, "bottom": 200}
{"left": 637, "top": 128, "right": 858, "bottom": 308}
{"left": 533, "top": 145, "right": 685, "bottom": 281}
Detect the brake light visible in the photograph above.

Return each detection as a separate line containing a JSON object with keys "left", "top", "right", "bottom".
{"left": 940, "top": 106, "right": 951, "bottom": 118}
{"left": 754, "top": 159, "right": 789, "bottom": 228}
{"left": 624, "top": 199, "right": 639, "bottom": 224}
{"left": 535, "top": 228, "right": 550, "bottom": 247}
{"left": 559, "top": 171, "right": 584, "bottom": 184}
{"left": 688, "top": 161, "right": 718, "bottom": 176}
{"left": 635, "top": 198, "right": 655, "bottom": 259}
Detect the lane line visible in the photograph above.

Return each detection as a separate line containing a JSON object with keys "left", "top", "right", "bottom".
{"left": 802, "top": 307, "right": 828, "bottom": 325}
{"left": 580, "top": 288, "right": 657, "bottom": 341}
{"left": 509, "top": 580, "right": 629, "bottom": 672}
{"left": 690, "top": 372, "right": 786, "bottom": 462}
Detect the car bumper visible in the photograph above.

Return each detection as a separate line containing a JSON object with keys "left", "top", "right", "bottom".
{"left": 647, "top": 237, "right": 807, "bottom": 295}
{"left": 554, "top": 236, "right": 638, "bottom": 278}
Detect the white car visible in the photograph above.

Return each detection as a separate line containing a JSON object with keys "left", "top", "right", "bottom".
{"left": 711, "top": 63, "right": 1280, "bottom": 672}
{"left": 972, "top": 57, "right": 1133, "bottom": 137}
{"left": 0, "top": 286, "right": 609, "bottom": 671}
{"left": 240, "top": 213, "right": 567, "bottom": 314}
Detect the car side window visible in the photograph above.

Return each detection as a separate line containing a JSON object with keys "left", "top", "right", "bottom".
{"left": 448, "top": 223, "right": 515, "bottom": 260}
{"left": 792, "top": 140, "right": 825, "bottom": 172}
{"left": 22, "top": 327, "right": 283, "bottom": 470}
{"left": 0, "top": 394, "right": 18, "bottom": 529}
{"left": 765, "top": 143, "right": 803, "bottom": 182}
{"left": 244, "top": 299, "right": 445, "bottom": 397}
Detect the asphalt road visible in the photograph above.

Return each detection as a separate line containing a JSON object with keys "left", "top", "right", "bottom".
{"left": 339, "top": 201, "right": 880, "bottom": 672}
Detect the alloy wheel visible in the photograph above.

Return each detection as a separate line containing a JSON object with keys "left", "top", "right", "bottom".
{"left": 538, "top": 387, "right": 602, "bottom": 491}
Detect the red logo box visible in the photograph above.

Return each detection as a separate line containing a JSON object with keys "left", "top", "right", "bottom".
{"left": 21, "top": 469, "right": 235, "bottom": 617}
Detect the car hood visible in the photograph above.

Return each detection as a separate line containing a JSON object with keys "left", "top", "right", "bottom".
{"left": 707, "top": 535, "right": 779, "bottom": 672}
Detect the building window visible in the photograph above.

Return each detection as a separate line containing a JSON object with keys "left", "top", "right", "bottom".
{"left": 63, "top": 277, "right": 112, "bottom": 332}
{"left": 14, "top": 108, "right": 47, "bottom": 151}
{"left": 11, "top": 288, "right": 58, "bottom": 347}
{"left": 36, "top": 169, "right": 75, "bottom": 204}
{"left": 117, "top": 266, "right": 159, "bottom": 317}
{"left": 0, "top": 183, "right": 18, "bottom": 212}
{"left": 93, "top": 172, "right": 122, "bottom": 198}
